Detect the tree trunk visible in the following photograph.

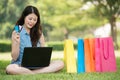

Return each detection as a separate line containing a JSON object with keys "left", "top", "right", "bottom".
{"left": 63, "top": 28, "right": 69, "bottom": 39}
{"left": 110, "top": 15, "right": 119, "bottom": 50}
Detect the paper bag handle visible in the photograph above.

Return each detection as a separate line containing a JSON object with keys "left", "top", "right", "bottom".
{"left": 102, "top": 39, "right": 109, "bottom": 60}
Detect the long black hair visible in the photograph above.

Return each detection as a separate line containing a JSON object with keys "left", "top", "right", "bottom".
{"left": 16, "top": 5, "right": 42, "bottom": 47}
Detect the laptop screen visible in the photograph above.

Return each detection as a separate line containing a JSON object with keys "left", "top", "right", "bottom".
{"left": 21, "top": 47, "right": 52, "bottom": 69}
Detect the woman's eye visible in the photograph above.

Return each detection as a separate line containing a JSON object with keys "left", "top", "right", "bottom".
{"left": 28, "top": 18, "right": 37, "bottom": 22}
{"left": 34, "top": 19, "right": 37, "bottom": 22}
{"left": 29, "top": 18, "right": 32, "bottom": 20}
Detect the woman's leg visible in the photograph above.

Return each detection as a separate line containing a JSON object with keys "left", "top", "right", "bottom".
{"left": 32, "top": 60, "right": 64, "bottom": 74}
{"left": 6, "top": 64, "right": 34, "bottom": 75}
{"left": 6, "top": 60, "right": 64, "bottom": 75}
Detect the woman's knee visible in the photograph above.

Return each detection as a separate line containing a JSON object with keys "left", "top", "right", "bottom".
{"left": 6, "top": 64, "right": 19, "bottom": 74}
{"left": 52, "top": 60, "right": 64, "bottom": 69}
{"left": 58, "top": 60, "right": 64, "bottom": 69}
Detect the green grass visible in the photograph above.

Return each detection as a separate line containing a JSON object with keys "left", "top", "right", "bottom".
{"left": 0, "top": 58, "right": 120, "bottom": 80}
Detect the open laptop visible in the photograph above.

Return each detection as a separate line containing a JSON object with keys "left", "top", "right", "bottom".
{"left": 21, "top": 47, "right": 52, "bottom": 69}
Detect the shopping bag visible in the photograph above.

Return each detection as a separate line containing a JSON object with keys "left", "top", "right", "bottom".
{"left": 84, "top": 38, "right": 95, "bottom": 72}
{"left": 64, "top": 39, "right": 77, "bottom": 73}
{"left": 95, "top": 38, "right": 102, "bottom": 72}
{"left": 77, "top": 39, "right": 85, "bottom": 73}
{"left": 101, "top": 37, "right": 117, "bottom": 72}
{"left": 89, "top": 38, "right": 95, "bottom": 72}
{"left": 95, "top": 37, "right": 117, "bottom": 72}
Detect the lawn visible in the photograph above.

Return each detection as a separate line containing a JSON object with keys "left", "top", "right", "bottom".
{"left": 0, "top": 51, "right": 120, "bottom": 80}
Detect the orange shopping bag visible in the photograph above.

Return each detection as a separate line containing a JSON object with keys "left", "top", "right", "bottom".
{"left": 84, "top": 38, "right": 95, "bottom": 72}
{"left": 64, "top": 39, "right": 77, "bottom": 73}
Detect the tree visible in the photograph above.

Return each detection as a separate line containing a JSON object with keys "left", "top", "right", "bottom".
{"left": 83, "top": 0, "right": 120, "bottom": 49}
{"left": 0, "top": 0, "right": 28, "bottom": 39}
{"left": 39, "top": 0, "right": 83, "bottom": 40}
{"left": 0, "top": 0, "right": 108, "bottom": 41}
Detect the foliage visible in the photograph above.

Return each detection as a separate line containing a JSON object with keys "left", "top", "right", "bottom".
{"left": 0, "top": 22, "right": 13, "bottom": 39}
{"left": 0, "top": 0, "right": 28, "bottom": 23}
{"left": 47, "top": 41, "right": 64, "bottom": 51}
{"left": 0, "top": 40, "right": 77, "bottom": 52}
{"left": 1, "top": 0, "right": 119, "bottom": 42}
{"left": 0, "top": 40, "right": 78, "bottom": 52}
{"left": 47, "top": 41, "right": 77, "bottom": 51}
{"left": 83, "top": 0, "right": 120, "bottom": 49}
{"left": 0, "top": 40, "right": 11, "bottom": 52}
{"left": 83, "top": 0, "right": 120, "bottom": 19}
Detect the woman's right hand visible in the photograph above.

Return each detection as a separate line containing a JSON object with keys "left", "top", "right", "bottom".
{"left": 11, "top": 31, "right": 20, "bottom": 61}
{"left": 12, "top": 31, "right": 20, "bottom": 44}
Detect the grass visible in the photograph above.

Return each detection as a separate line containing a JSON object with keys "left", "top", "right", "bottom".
{"left": 0, "top": 51, "right": 120, "bottom": 80}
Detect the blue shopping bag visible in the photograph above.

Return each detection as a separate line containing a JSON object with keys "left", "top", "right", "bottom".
{"left": 77, "top": 39, "right": 85, "bottom": 73}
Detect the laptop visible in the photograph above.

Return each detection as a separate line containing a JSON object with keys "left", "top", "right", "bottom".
{"left": 21, "top": 47, "right": 52, "bottom": 69}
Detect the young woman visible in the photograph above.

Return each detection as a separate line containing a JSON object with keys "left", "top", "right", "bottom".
{"left": 6, "top": 5, "right": 64, "bottom": 75}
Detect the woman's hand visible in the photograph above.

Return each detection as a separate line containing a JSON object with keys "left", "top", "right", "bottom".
{"left": 11, "top": 31, "right": 20, "bottom": 61}
{"left": 12, "top": 31, "right": 20, "bottom": 44}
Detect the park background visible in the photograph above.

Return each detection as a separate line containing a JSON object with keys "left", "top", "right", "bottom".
{"left": 0, "top": 0, "right": 120, "bottom": 80}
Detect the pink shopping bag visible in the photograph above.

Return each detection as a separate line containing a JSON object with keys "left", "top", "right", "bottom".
{"left": 95, "top": 37, "right": 117, "bottom": 72}
{"left": 95, "top": 38, "right": 102, "bottom": 72}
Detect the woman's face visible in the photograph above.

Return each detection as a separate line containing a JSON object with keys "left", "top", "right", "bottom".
{"left": 24, "top": 13, "right": 38, "bottom": 29}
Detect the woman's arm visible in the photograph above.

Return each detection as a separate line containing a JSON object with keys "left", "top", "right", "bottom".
{"left": 40, "top": 33, "right": 45, "bottom": 47}
{"left": 11, "top": 31, "right": 20, "bottom": 61}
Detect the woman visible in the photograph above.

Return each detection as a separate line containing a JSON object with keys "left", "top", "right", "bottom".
{"left": 6, "top": 5, "right": 64, "bottom": 75}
